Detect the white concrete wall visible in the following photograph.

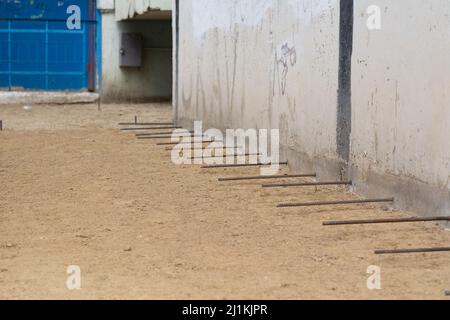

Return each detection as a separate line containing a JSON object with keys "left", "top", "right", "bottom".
{"left": 351, "top": 0, "right": 450, "bottom": 215}
{"left": 97, "top": 0, "right": 114, "bottom": 11}
{"left": 175, "top": 0, "right": 450, "bottom": 218}
{"left": 116, "top": 0, "right": 172, "bottom": 21}
{"left": 176, "top": 0, "right": 340, "bottom": 175}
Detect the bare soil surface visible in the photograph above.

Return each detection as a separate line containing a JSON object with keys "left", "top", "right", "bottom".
{"left": 0, "top": 103, "right": 449, "bottom": 299}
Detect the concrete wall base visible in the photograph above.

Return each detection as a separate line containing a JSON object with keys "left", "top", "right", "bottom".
{"left": 178, "top": 114, "right": 450, "bottom": 226}
{"left": 350, "top": 166, "right": 450, "bottom": 223}
{"left": 0, "top": 92, "right": 99, "bottom": 105}
{"left": 282, "top": 147, "right": 341, "bottom": 182}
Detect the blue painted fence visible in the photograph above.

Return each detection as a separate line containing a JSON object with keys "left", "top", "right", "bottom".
{"left": 0, "top": 0, "right": 97, "bottom": 91}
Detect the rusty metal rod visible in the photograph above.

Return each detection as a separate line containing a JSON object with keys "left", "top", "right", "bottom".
{"left": 323, "top": 216, "right": 450, "bottom": 226}
{"left": 0, "top": 120, "right": 2, "bottom": 131}
{"left": 219, "top": 173, "right": 317, "bottom": 182}
{"left": 375, "top": 247, "right": 450, "bottom": 255}
{"left": 136, "top": 130, "right": 194, "bottom": 137}
{"left": 263, "top": 181, "right": 352, "bottom": 188}
{"left": 166, "top": 146, "right": 244, "bottom": 151}
{"left": 277, "top": 198, "right": 394, "bottom": 208}
{"left": 119, "top": 122, "right": 174, "bottom": 126}
{"left": 121, "top": 126, "right": 182, "bottom": 131}
{"left": 157, "top": 140, "right": 222, "bottom": 146}
{"left": 138, "top": 135, "right": 209, "bottom": 140}
{"left": 190, "top": 153, "right": 261, "bottom": 160}
{"left": 201, "top": 162, "right": 288, "bottom": 169}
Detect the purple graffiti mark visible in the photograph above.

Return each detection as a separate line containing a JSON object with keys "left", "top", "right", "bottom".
{"left": 273, "top": 43, "right": 297, "bottom": 96}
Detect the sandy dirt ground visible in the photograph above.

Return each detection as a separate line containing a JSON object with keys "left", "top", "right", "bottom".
{"left": 0, "top": 103, "right": 449, "bottom": 300}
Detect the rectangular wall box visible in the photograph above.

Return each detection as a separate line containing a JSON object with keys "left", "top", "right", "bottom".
{"left": 120, "top": 33, "right": 143, "bottom": 67}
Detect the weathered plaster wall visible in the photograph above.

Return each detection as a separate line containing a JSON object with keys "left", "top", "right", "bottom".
{"left": 175, "top": 0, "right": 450, "bottom": 218}
{"left": 351, "top": 0, "right": 450, "bottom": 217}
{"left": 116, "top": 0, "right": 172, "bottom": 21}
{"left": 176, "top": 0, "right": 341, "bottom": 177}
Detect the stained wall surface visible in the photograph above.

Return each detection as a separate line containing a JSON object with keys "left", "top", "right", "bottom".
{"left": 176, "top": 0, "right": 341, "bottom": 175}
{"left": 115, "top": 0, "right": 172, "bottom": 21}
{"left": 175, "top": 0, "right": 450, "bottom": 218}
{"left": 351, "top": 0, "right": 450, "bottom": 216}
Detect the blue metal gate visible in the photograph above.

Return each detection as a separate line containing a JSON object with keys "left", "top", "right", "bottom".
{"left": 0, "top": 0, "right": 97, "bottom": 91}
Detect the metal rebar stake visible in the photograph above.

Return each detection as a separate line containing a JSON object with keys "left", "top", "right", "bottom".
{"left": 136, "top": 131, "right": 194, "bottom": 137}
{"left": 190, "top": 153, "right": 261, "bottom": 160}
{"left": 157, "top": 140, "right": 221, "bottom": 146}
{"left": 277, "top": 198, "right": 394, "bottom": 208}
{"left": 218, "top": 174, "right": 317, "bottom": 182}
{"left": 201, "top": 162, "right": 288, "bottom": 169}
{"left": 138, "top": 135, "right": 208, "bottom": 140}
{"left": 263, "top": 181, "right": 352, "bottom": 188}
{"left": 121, "top": 126, "right": 182, "bottom": 131}
{"left": 165, "top": 146, "right": 244, "bottom": 151}
{"left": 323, "top": 216, "right": 450, "bottom": 226}
{"left": 375, "top": 247, "right": 450, "bottom": 255}
{"left": 119, "top": 122, "right": 174, "bottom": 126}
